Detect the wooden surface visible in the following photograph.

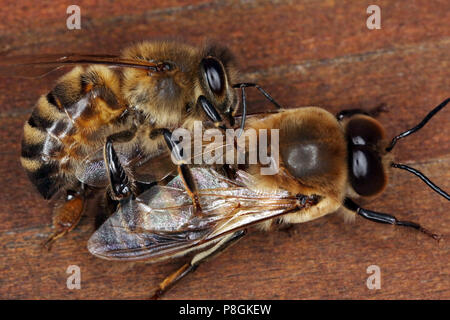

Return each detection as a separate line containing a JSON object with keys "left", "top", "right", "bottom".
{"left": 0, "top": 0, "right": 449, "bottom": 300}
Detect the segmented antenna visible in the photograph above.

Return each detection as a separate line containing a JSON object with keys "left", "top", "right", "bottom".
{"left": 391, "top": 163, "right": 449, "bottom": 201}
{"left": 386, "top": 98, "right": 449, "bottom": 152}
{"left": 386, "top": 98, "right": 450, "bottom": 201}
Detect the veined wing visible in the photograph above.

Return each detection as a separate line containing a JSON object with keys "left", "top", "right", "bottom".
{"left": 87, "top": 167, "right": 321, "bottom": 261}
{"left": 74, "top": 143, "right": 175, "bottom": 187}
{"left": 75, "top": 138, "right": 236, "bottom": 188}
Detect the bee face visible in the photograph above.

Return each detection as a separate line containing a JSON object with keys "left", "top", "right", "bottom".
{"left": 121, "top": 41, "right": 237, "bottom": 128}
{"left": 344, "top": 115, "right": 388, "bottom": 197}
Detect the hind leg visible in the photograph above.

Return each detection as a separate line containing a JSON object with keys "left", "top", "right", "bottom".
{"left": 150, "top": 230, "right": 247, "bottom": 299}
{"left": 42, "top": 190, "right": 86, "bottom": 250}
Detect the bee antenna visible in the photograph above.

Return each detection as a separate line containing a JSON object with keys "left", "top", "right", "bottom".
{"left": 386, "top": 98, "right": 449, "bottom": 152}
{"left": 391, "top": 162, "right": 450, "bottom": 201}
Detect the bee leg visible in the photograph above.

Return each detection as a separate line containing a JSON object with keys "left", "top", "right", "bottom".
{"left": 344, "top": 198, "right": 442, "bottom": 241}
{"left": 105, "top": 124, "right": 137, "bottom": 144}
{"left": 99, "top": 139, "right": 144, "bottom": 228}
{"left": 232, "top": 83, "right": 282, "bottom": 110}
{"left": 102, "top": 125, "right": 138, "bottom": 201}
{"left": 336, "top": 103, "right": 388, "bottom": 121}
{"left": 197, "top": 95, "right": 230, "bottom": 129}
{"left": 104, "top": 138, "right": 134, "bottom": 200}
{"left": 42, "top": 190, "right": 85, "bottom": 250}
{"left": 196, "top": 95, "right": 239, "bottom": 179}
{"left": 95, "top": 191, "right": 120, "bottom": 230}
{"left": 96, "top": 180, "right": 155, "bottom": 230}
{"left": 150, "top": 128, "right": 203, "bottom": 214}
{"left": 178, "top": 164, "right": 203, "bottom": 214}
{"left": 150, "top": 229, "right": 247, "bottom": 300}
{"left": 232, "top": 83, "right": 282, "bottom": 132}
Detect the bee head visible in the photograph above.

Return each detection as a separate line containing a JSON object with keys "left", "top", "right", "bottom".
{"left": 197, "top": 44, "right": 238, "bottom": 117}
{"left": 343, "top": 98, "right": 449, "bottom": 201}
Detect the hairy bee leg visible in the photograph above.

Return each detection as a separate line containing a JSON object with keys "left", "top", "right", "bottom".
{"left": 195, "top": 95, "right": 238, "bottom": 181}
{"left": 101, "top": 125, "right": 138, "bottom": 201}
{"left": 336, "top": 103, "right": 388, "bottom": 121}
{"left": 96, "top": 180, "right": 158, "bottom": 230}
{"left": 106, "top": 124, "right": 137, "bottom": 144}
{"left": 232, "top": 83, "right": 282, "bottom": 110}
{"left": 178, "top": 164, "right": 202, "bottom": 213}
{"left": 104, "top": 138, "right": 134, "bottom": 200}
{"left": 344, "top": 198, "right": 442, "bottom": 241}
{"left": 150, "top": 128, "right": 203, "bottom": 214}
{"left": 150, "top": 230, "right": 247, "bottom": 300}
{"left": 95, "top": 191, "right": 120, "bottom": 230}
{"left": 197, "top": 95, "right": 229, "bottom": 129}
{"left": 42, "top": 191, "right": 85, "bottom": 250}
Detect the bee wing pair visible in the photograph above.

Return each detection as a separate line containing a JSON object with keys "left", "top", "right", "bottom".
{"left": 0, "top": 53, "right": 162, "bottom": 78}
{"left": 88, "top": 167, "right": 314, "bottom": 261}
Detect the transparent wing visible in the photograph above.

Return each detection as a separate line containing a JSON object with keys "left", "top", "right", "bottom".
{"left": 74, "top": 144, "right": 175, "bottom": 187}
{"left": 87, "top": 167, "right": 318, "bottom": 261}
{"left": 0, "top": 54, "right": 160, "bottom": 78}
{"left": 75, "top": 137, "right": 236, "bottom": 187}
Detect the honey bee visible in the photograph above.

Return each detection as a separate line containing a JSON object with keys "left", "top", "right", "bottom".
{"left": 1, "top": 41, "right": 280, "bottom": 248}
{"left": 87, "top": 98, "right": 449, "bottom": 299}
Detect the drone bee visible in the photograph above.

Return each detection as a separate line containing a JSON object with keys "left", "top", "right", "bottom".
{"left": 1, "top": 41, "right": 280, "bottom": 247}
{"left": 87, "top": 98, "right": 449, "bottom": 299}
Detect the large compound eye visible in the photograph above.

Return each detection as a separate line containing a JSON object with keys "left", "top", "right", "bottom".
{"left": 345, "top": 115, "right": 387, "bottom": 197}
{"left": 201, "top": 57, "right": 225, "bottom": 95}
{"left": 349, "top": 146, "right": 386, "bottom": 197}
{"left": 346, "top": 116, "right": 385, "bottom": 146}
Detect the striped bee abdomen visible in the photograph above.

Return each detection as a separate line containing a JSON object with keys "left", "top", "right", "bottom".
{"left": 21, "top": 66, "right": 128, "bottom": 199}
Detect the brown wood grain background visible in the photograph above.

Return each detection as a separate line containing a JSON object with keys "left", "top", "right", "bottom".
{"left": 0, "top": 0, "right": 448, "bottom": 300}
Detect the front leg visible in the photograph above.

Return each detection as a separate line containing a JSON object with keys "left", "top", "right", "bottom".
{"left": 196, "top": 95, "right": 238, "bottom": 179}
{"left": 103, "top": 124, "right": 138, "bottom": 198}
{"left": 150, "top": 128, "right": 202, "bottom": 214}
{"left": 104, "top": 138, "right": 135, "bottom": 201}
{"left": 343, "top": 198, "right": 441, "bottom": 241}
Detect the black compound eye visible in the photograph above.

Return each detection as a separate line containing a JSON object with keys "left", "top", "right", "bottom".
{"left": 346, "top": 116, "right": 384, "bottom": 146}
{"left": 349, "top": 146, "right": 386, "bottom": 197}
{"left": 201, "top": 57, "right": 225, "bottom": 95}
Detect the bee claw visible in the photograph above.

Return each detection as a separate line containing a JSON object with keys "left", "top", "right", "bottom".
{"left": 41, "top": 239, "right": 53, "bottom": 251}
{"left": 419, "top": 226, "right": 443, "bottom": 242}
{"left": 149, "top": 289, "right": 163, "bottom": 300}
{"left": 431, "top": 232, "right": 443, "bottom": 242}
{"left": 41, "top": 230, "right": 67, "bottom": 251}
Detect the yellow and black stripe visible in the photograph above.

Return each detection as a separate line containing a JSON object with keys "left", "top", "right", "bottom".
{"left": 21, "top": 66, "right": 126, "bottom": 199}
